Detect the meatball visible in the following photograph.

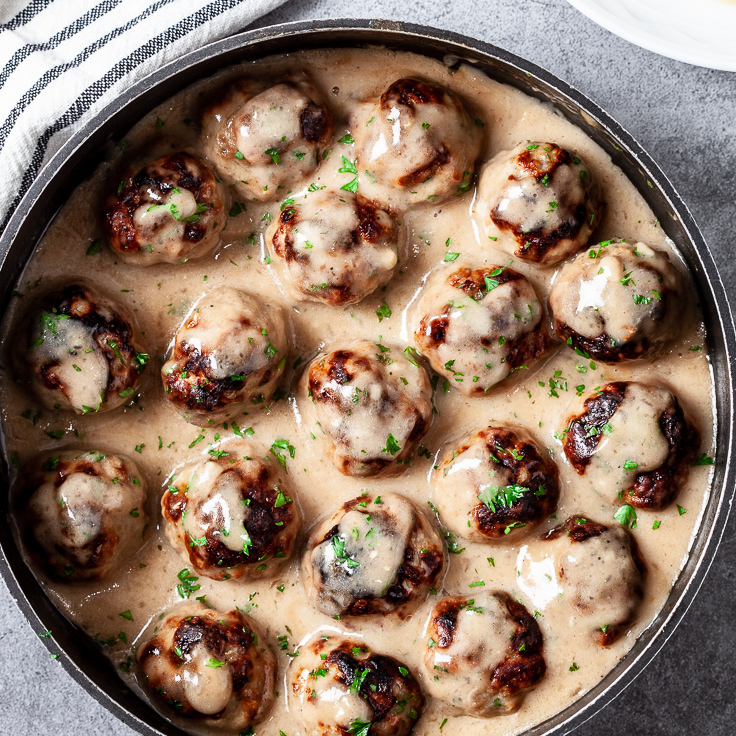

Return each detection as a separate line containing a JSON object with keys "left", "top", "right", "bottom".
{"left": 352, "top": 77, "right": 483, "bottom": 206}
{"left": 267, "top": 190, "right": 401, "bottom": 306}
{"left": 412, "top": 265, "right": 548, "bottom": 395}
{"left": 542, "top": 516, "right": 645, "bottom": 645}
{"left": 303, "top": 341, "right": 433, "bottom": 477}
{"left": 161, "top": 287, "right": 287, "bottom": 425}
{"left": 478, "top": 141, "right": 603, "bottom": 265}
{"left": 161, "top": 440, "right": 300, "bottom": 580}
{"left": 289, "top": 634, "right": 424, "bottom": 736}
{"left": 103, "top": 151, "right": 226, "bottom": 265}
{"left": 562, "top": 381, "right": 700, "bottom": 509}
{"left": 302, "top": 492, "right": 445, "bottom": 618}
{"left": 21, "top": 284, "right": 146, "bottom": 415}
{"left": 137, "top": 602, "right": 275, "bottom": 729}
{"left": 421, "top": 592, "right": 545, "bottom": 716}
{"left": 431, "top": 426, "right": 559, "bottom": 542}
{"left": 201, "top": 79, "right": 332, "bottom": 202}
{"left": 550, "top": 240, "right": 683, "bottom": 362}
{"left": 18, "top": 450, "right": 146, "bottom": 581}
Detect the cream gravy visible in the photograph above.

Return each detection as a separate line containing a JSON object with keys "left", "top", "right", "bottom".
{"left": 0, "top": 48, "right": 715, "bottom": 736}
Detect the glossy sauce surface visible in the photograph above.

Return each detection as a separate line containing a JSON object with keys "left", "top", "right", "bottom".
{"left": 0, "top": 48, "right": 715, "bottom": 735}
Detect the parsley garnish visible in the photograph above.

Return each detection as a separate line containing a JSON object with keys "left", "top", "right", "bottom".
{"left": 614, "top": 504, "right": 637, "bottom": 529}
{"left": 375, "top": 301, "right": 391, "bottom": 322}
{"left": 176, "top": 569, "right": 200, "bottom": 599}
{"left": 331, "top": 536, "right": 360, "bottom": 569}
{"left": 477, "top": 484, "right": 527, "bottom": 512}
{"left": 381, "top": 433, "right": 401, "bottom": 456}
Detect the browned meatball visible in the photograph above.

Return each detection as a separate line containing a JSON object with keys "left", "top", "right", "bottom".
{"left": 479, "top": 141, "right": 603, "bottom": 265}
{"left": 103, "top": 151, "right": 226, "bottom": 264}
{"left": 267, "top": 190, "right": 401, "bottom": 306}
{"left": 421, "top": 592, "right": 545, "bottom": 716}
{"left": 302, "top": 493, "right": 446, "bottom": 618}
{"left": 20, "top": 284, "right": 146, "bottom": 414}
{"left": 550, "top": 240, "right": 683, "bottom": 362}
{"left": 289, "top": 635, "right": 424, "bottom": 736}
{"left": 201, "top": 78, "right": 332, "bottom": 202}
{"left": 412, "top": 265, "right": 548, "bottom": 395}
{"left": 431, "top": 426, "right": 559, "bottom": 542}
{"left": 137, "top": 602, "right": 275, "bottom": 729}
{"left": 352, "top": 77, "right": 483, "bottom": 207}
{"left": 542, "top": 516, "right": 645, "bottom": 646}
{"left": 302, "top": 341, "right": 434, "bottom": 477}
{"left": 161, "top": 440, "right": 300, "bottom": 580}
{"left": 18, "top": 450, "right": 146, "bottom": 581}
{"left": 161, "top": 287, "right": 287, "bottom": 425}
{"left": 562, "top": 381, "right": 699, "bottom": 509}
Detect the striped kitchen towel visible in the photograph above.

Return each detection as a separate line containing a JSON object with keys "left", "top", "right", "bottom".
{"left": 0, "top": 0, "right": 290, "bottom": 233}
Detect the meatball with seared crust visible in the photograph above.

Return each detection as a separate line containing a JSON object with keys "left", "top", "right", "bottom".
{"left": 137, "top": 602, "right": 275, "bottom": 729}
{"left": 161, "top": 440, "right": 300, "bottom": 580}
{"left": 161, "top": 287, "right": 287, "bottom": 426}
{"left": 21, "top": 284, "right": 146, "bottom": 415}
{"left": 18, "top": 450, "right": 146, "bottom": 581}
{"left": 542, "top": 516, "right": 645, "bottom": 646}
{"left": 352, "top": 77, "right": 483, "bottom": 206}
{"left": 550, "top": 240, "right": 683, "bottom": 362}
{"left": 267, "top": 190, "right": 401, "bottom": 307}
{"left": 302, "top": 492, "right": 445, "bottom": 618}
{"left": 289, "top": 634, "right": 424, "bottom": 736}
{"left": 302, "top": 341, "right": 433, "bottom": 477}
{"left": 479, "top": 141, "right": 603, "bottom": 265}
{"left": 421, "top": 592, "right": 545, "bottom": 716}
{"left": 412, "top": 265, "right": 548, "bottom": 395}
{"left": 562, "top": 381, "right": 699, "bottom": 509}
{"left": 201, "top": 78, "right": 332, "bottom": 202}
{"left": 431, "top": 426, "right": 559, "bottom": 542}
{"left": 104, "top": 151, "right": 226, "bottom": 265}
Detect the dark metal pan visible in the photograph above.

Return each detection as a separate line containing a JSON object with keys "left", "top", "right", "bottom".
{"left": 0, "top": 18, "right": 733, "bottom": 736}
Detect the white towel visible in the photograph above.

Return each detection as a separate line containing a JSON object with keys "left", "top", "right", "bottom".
{"left": 0, "top": 0, "right": 289, "bottom": 232}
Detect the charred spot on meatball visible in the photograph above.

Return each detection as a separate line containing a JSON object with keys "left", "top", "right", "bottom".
{"left": 289, "top": 635, "right": 424, "bottom": 736}
{"left": 432, "top": 425, "right": 559, "bottom": 542}
{"left": 563, "top": 381, "right": 700, "bottom": 510}
{"left": 550, "top": 240, "right": 683, "bottom": 362}
{"left": 17, "top": 450, "right": 146, "bottom": 581}
{"left": 302, "top": 341, "right": 433, "bottom": 477}
{"left": 201, "top": 79, "right": 333, "bottom": 202}
{"left": 161, "top": 441, "right": 300, "bottom": 580}
{"left": 268, "top": 190, "right": 401, "bottom": 307}
{"left": 137, "top": 602, "right": 275, "bottom": 728}
{"left": 302, "top": 493, "right": 445, "bottom": 618}
{"left": 103, "top": 151, "right": 226, "bottom": 264}
{"left": 413, "top": 265, "right": 548, "bottom": 396}
{"left": 421, "top": 591, "right": 545, "bottom": 716}
{"left": 479, "top": 141, "right": 603, "bottom": 265}
{"left": 543, "top": 515, "right": 645, "bottom": 646}
{"left": 161, "top": 287, "right": 287, "bottom": 426}
{"left": 351, "top": 77, "right": 483, "bottom": 207}
{"left": 20, "top": 284, "right": 146, "bottom": 415}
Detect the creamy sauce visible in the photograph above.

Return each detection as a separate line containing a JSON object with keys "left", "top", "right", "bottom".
{"left": 0, "top": 48, "right": 715, "bottom": 736}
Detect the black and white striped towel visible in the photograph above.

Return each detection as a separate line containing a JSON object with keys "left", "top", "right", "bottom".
{"left": 0, "top": 0, "right": 289, "bottom": 233}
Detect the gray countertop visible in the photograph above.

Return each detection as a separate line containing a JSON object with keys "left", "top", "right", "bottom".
{"left": 1, "top": 0, "right": 735, "bottom": 733}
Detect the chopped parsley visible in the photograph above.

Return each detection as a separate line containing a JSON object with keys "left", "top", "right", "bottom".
{"left": 381, "top": 433, "right": 401, "bottom": 456}
{"left": 693, "top": 453, "right": 714, "bottom": 466}
{"left": 331, "top": 536, "right": 360, "bottom": 569}
{"left": 614, "top": 504, "right": 637, "bottom": 529}
{"left": 478, "top": 484, "right": 527, "bottom": 512}
{"left": 375, "top": 301, "right": 391, "bottom": 322}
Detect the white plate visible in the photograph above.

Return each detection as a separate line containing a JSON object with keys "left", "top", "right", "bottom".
{"left": 567, "top": 0, "right": 736, "bottom": 71}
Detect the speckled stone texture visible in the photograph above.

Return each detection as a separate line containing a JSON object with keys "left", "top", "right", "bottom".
{"left": 1, "top": 0, "right": 735, "bottom": 734}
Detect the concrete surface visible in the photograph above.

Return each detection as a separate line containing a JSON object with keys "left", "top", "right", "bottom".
{"left": 1, "top": 0, "right": 735, "bottom": 733}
